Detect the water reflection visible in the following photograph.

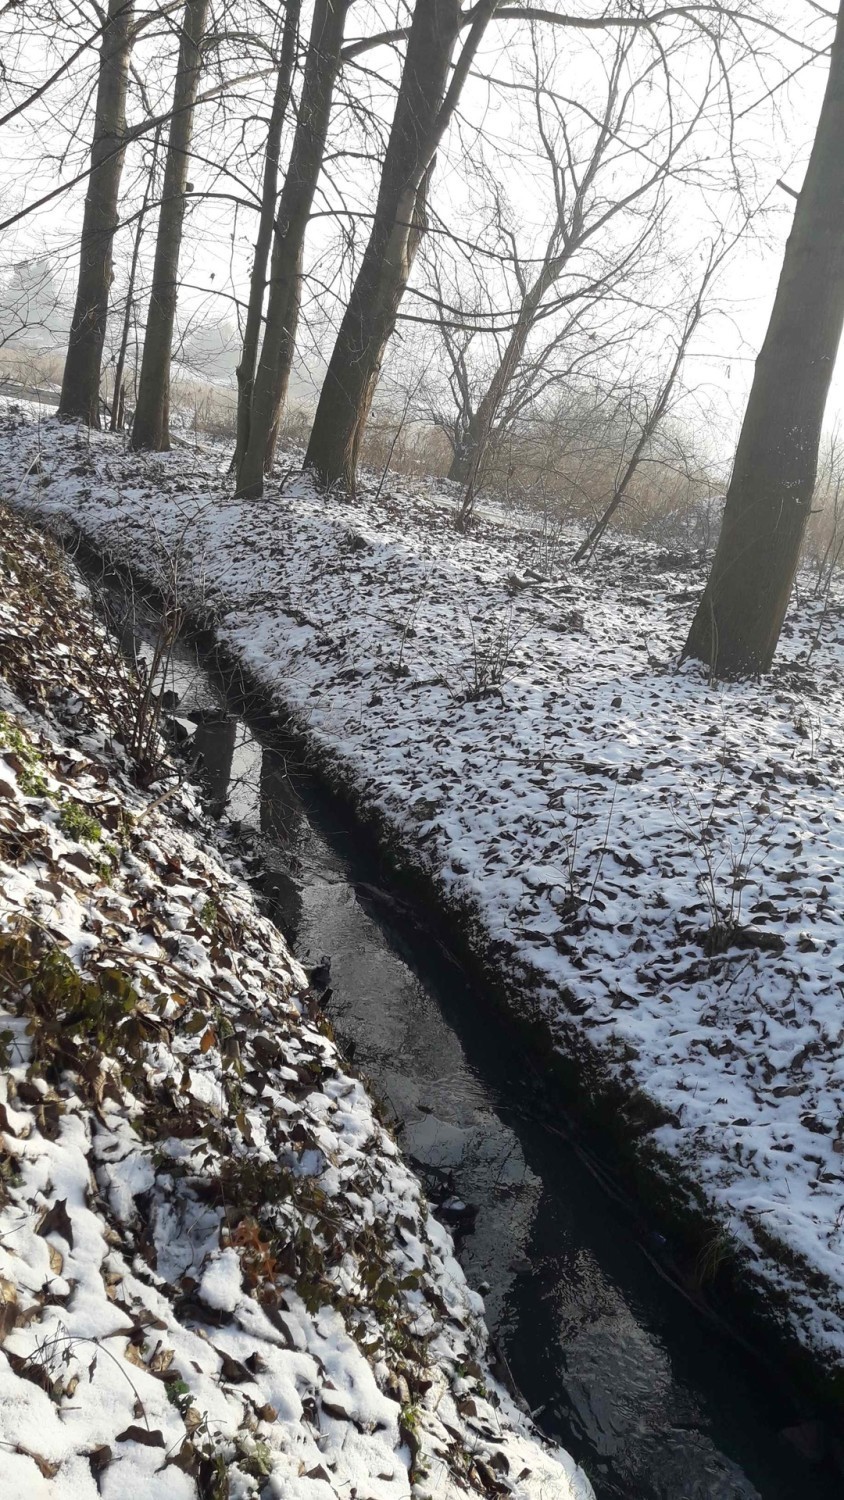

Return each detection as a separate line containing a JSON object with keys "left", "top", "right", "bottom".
{"left": 293, "top": 849, "right": 772, "bottom": 1500}
{"left": 193, "top": 711, "right": 236, "bottom": 817}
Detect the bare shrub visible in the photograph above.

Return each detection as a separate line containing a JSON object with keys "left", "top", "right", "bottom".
{"left": 0, "top": 344, "right": 65, "bottom": 399}
{"left": 360, "top": 409, "right": 451, "bottom": 486}
{"left": 167, "top": 372, "right": 237, "bottom": 445}
{"left": 446, "top": 385, "right": 719, "bottom": 558}
{"left": 671, "top": 776, "right": 772, "bottom": 954}
{"left": 454, "top": 607, "right": 523, "bottom": 702}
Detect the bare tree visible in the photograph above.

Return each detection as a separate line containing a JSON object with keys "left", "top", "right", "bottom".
{"left": 58, "top": 0, "right": 135, "bottom": 426}
{"left": 235, "top": 0, "right": 351, "bottom": 498}
{"left": 304, "top": 0, "right": 499, "bottom": 495}
{"left": 572, "top": 238, "right": 733, "bottom": 561}
{"left": 110, "top": 123, "right": 162, "bottom": 429}
{"left": 683, "top": 1, "right": 844, "bottom": 676}
{"left": 131, "top": 0, "right": 210, "bottom": 451}
{"left": 230, "top": 0, "right": 301, "bottom": 475}
{"left": 447, "top": 26, "right": 673, "bottom": 492}
{"left": 3, "top": 2, "right": 276, "bottom": 429}
{"left": 7, "top": 0, "right": 813, "bottom": 493}
{"left": 300, "top": 0, "right": 797, "bottom": 498}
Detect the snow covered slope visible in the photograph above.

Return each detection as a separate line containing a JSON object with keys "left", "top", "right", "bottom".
{"left": 3, "top": 401, "right": 844, "bottom": 1381}
{"left": 0, "top": 502, "right": 592, "bottom": 1497}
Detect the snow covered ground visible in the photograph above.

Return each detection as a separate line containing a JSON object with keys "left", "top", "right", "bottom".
{"left": 0, "top": 499, "right": 593, "bottom": 1496}
{"left": 3, "top": 401, "right": 844, "bottom": 1383}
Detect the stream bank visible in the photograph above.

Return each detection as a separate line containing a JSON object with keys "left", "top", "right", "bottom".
{"left": 1, "top": 505, "right": 601, "bottom": 1500}
{"left": 104, "top": 567, "right": 844, "bottom": 1500}
{"left": 8, "top": 409, "right": 844, "bottom": 1411}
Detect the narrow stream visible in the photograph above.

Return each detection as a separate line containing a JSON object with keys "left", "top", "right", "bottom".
{"left": 115, "top": 592, "right": 840, "bottom": 1500}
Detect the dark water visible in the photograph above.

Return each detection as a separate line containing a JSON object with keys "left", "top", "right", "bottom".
{"left": 116, "top": 601, "right": 841, "bottom": 1500}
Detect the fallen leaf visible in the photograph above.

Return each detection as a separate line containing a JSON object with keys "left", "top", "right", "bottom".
{"left": 214, "top": 1347, "right": 254, "bottom": 1384}
{"left": 150, "top": 1345, "right": 175, "bottom": 1374}
{"left": 115, "top": 1426, "right": 165, "bottom": 1448}
{"left": 17, "top": 1448, "right": 59, "bottom": 1479}
{"left": 37, "top": 1198, "right": 73, "bottom": 1250}
{"left": 87, "top": 1445, "right": 112, "bottom": 1476}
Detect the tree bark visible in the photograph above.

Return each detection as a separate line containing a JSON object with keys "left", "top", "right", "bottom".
{"left": 131, "top": 0, "right": 209, "bottom": 452}
{"left": 447, "top": 431, "right": 475, "bottom": 487}
{"left": 235, "top": 0, "right": 349, "bottom": 498}
{"left": 305, "top": 0, "right": 497, "bottom": 495}
{"left": 262, "top": 239, "right": 304, "bottom": 470}
{"left": 684, "top": 2, "right": 844, "bottom": 677}
{"left": 110, "top": 123, "right": 161, "bottom": 431}
{"left": 58, "top": 0, "right": 135, "bottom": 427}
{"left": 230, "top": 0, "right": 301, "bottom": 475}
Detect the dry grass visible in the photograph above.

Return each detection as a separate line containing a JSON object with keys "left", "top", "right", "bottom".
{"left": 6, "top": 340, "right": 843, "bottom": 574}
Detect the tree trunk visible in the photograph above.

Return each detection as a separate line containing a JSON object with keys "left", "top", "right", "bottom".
{"left": 262, "top": 240, "right": 303, "bottom": 471}
{"left": 230, "top": 0, "right": 300, "bottom": 475}
{"left": 131, "top": 0, "right": 209, "bottom": 452}
{"left": 446, "top": 430, "right": 471, "bottom": 486}
{"left": 684, "top": 2, "right": 844, "bottom": 677}
{"left": 447, "top": 283, "right": 545, "bottom": 488}
{"left": 58, "top": 0, "right": 135, "bottom": 427}
{"left": 305, "top": 0, "right": 495, "bottom": 495}
{"left": 303, "top": 168, "right": 435, "bottom": 495}
{"left": 235, "top": 0, "right": 349, "bottom": 499}
{"left": 448, "top": 411, "right": 483, "bottom": 487}
{"left": 110, "top": 123, "right": 161, "bottom": 431}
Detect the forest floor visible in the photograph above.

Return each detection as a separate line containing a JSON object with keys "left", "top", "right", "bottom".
{"left": 3, "top": 401, "right": 844, "bottom": 1392}
{"left": 0, "top": 489, "right": 594, "bottom": 1496}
